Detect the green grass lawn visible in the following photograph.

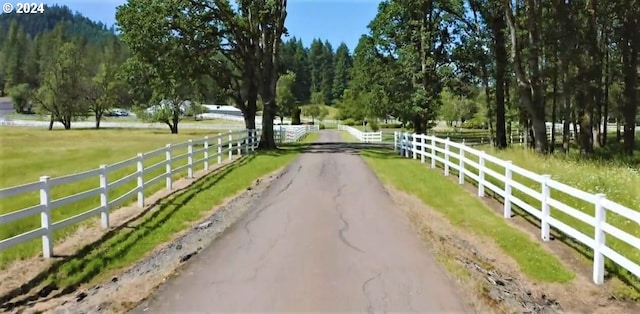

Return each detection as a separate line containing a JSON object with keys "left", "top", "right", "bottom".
{"left": 0, "top": 127, "right": 249, "bottom": 266}
{"left": 360, "top": 148, "right": 574, "bottom": 283}
{"left": 421, "top": 138, "right": 640, "bottom": 297}
{"left": 22, "top": 145, "right": 308, "bottom": 294}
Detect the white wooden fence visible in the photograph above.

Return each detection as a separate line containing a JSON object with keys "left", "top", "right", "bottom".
{"left": 0, "top": 119, "right": 247, "bottom": 130}
{"left": 0, "top": 129, "right": 259, "bottom": 258}
{"left": 275, "top": 125, "right": 319, "bottom": 143}
{"left": 338, "top": 124, "right": 383, "bottom": 142}
{"left": 394, "top": 132, "right": 640, "bottom": 285}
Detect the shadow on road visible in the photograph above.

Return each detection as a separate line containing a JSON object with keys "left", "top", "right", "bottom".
{"left": 264, "top": 142, "right": 395, "bottom": 156}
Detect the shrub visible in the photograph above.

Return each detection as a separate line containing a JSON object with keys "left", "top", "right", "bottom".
{"left": 342, "top": 118, "right": 356, "bottom": 126}
{"left": 319, "top": 123, "right": 326, "bottom": 130}
{"left": 369, "top": 119, "right": 380, "bottom": 131}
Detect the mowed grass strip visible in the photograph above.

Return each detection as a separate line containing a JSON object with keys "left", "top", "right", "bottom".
{"left": 421, "top": 139, "right": 640, "bottom": 290}
{"left": 0, "top": 127, "right": 248, "bottom": 266}
{"left": 360, "top": 148, "right": 574, "bottom": 283}
{"left": 32, "top": 147, "right": 303, "bottom": 292}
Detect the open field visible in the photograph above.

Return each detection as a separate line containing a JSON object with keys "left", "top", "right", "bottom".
{"left": 3, "top": 113, "right": 244, "bottom": 126}
{"left": 360, "top": 147, "right": 574, "bottom": 283}
{"left": 0, "top": 127, "right": 234, "bottom": 266}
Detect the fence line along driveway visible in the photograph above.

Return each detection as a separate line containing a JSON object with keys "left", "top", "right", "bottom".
{"left": 337, "top": 124, "right": 382, "bottom": 142}
{"left": 394, "top": 132, "right": 640, "bottom": 286}
{"left": 0, "top": 130, "right": 262, "bottom": 259}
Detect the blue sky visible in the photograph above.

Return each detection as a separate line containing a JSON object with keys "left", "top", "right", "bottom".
{"left": 41, "top": 0, "right": 382, "bottom": 51}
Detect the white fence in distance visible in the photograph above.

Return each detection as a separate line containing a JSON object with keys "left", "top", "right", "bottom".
{"left": 337, "top": 124, "right": 382, "bottom": 143}
{"left": 0, "top": 119, "right": 248, "bottom": 130}
{"left": 394, "top": 132, "right": 640, "bottom": 285}
{"left": 275, "top": 125, "right": 319, "bottom": 143}
{"left": 0, "top": 129, "right": 260, "bottom": 258}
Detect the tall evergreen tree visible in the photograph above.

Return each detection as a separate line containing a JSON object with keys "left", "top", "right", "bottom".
{"left": 332, "top": 42, "right": 352, "bottom": 100}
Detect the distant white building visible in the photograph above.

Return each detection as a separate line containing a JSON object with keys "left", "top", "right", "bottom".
{"left": 202, "top": 104, "right": 243, "bottom": 117}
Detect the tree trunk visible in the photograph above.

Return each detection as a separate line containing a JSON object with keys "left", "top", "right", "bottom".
{"left": 621, "top": 12, "right": 638, "bottom": 155}
{"left": 494, "top": 22, "right": 508, "bottom": 149}
{"left": 169, "top": 110, "right": 180, "bottom": 134}
{"left": 95, "top": 112, "right": 102, "bottom": 129}
{"left": 504, "top": 0, "right": 548, "bottom": 153}
{"left": 291, "top": 108, "right": 302, "bottom": 125}
{"left": 259, "top": 100, "right": 277, "bottom": 149}
{"left": 551, "top": 73, "right": 557, "bottom": 153}
{"left": 48, "top": 116, "right": 54, "bottom": 130}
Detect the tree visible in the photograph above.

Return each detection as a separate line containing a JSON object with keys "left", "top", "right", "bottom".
{"left": 1, "top": 20, "right": 29, "bottom": 90}
{"left": 503, "top": 0, "right": 548, "bottom": 153}
{"left": 276, "top": 71, "right": 297, "bottom": 124}
{"left": 302, "top": 104, "right": 321, "bottom": 123}
{"left": 332, "top": 42, "right": 352, "bottom": 99}
{"left": 32, "top": 41, "right": 89, "bottom": 130}
{"left": 8, "top": 83, "right": 30, "bottom": 113}
{"left": 115, "top": 0, "right": 218, "bottom": 134}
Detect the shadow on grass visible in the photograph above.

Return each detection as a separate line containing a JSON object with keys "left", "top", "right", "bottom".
{"left": 0, "top": 156, "right": 254, "bottom": 311}
{"left": 361, "top": 145, "right": 640, "bottom": 299}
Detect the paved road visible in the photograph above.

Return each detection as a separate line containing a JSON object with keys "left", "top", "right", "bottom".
{"left": 133, "top": 131, "right": 470, "bottom": 313}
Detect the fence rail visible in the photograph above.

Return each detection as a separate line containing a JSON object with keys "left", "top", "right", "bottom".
{"left": 275, "top": 125, "right": 319, "bottom": 143}
{"left": 0, "top": 129, "right": 260, "bottom": 258}
{"left": 337, "top": 124, "right": 382, "bottom": 142}
{"left": 394, "top": 132, "right": 640, "bottom": 285}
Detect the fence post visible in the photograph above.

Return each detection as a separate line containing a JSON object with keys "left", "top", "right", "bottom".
{"left": 39, "top": 176, "right": 52, "bottom": 258}
{"left": 165, "top": 144, "right": 172, "bottom": 189}
{"left": 187, "top": 140, "right": 194, "bottom": 179}
{"left": 412, "top": 133, "right": 417, "bottom": 159}
{"left": 244, "top": 132, "right": 249, "bottom": 154}
{"left": 420, "top": 135, "right": 426, "bottom": 163}
{"left": 394, "top": 132, "right": 398, "bottom": 152}
{"left": 444, "top": 138, "right": 450, "bottom": 176}
{"left": 458, "top": 141, "right": 465, "bottom": 184}
{"left": 504, "top": 161, "right": 513, "bottom": 218}
{"left": 405, "top": 134, "right": 411, "bottom": 158}
{"left": 251, "top": 130, "right": 257, "bottom": 151}
{"left": 540, "top": 174, "right": 552, "bottom": 241}
{"left": 204, "top": 136, "right": 209, "bottom": 171}
{"left": 593, "top": 193, "right": 606, "bottom": 285}
{"left": 99, "top": 164, "right": 109, "bottom": 229}
{"left": 478, "top": 151, "right": 486, "bottom": 197}
{"left": 217, "top": 136, "right": 222, "bottom": 164}
{"left": 228, "top": 130, "right": 233, "bottom": 160}
{"left": 279, "top": 126, "right": 285, "bottom": 144}
{"left": 237, "top": 134, "right": 241, "bottom": 155}
{"left": 430, "top": 136, "right": 436, "bottom": 169}
{"left": 137, "top": 153, "right": 144, "bottom": 208}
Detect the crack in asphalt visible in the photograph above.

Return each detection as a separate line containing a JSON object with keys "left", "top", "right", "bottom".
{"left": 215, "top": 210, "right": 292, "bottom": 286}
{"left": 334, "top": 184, "right": 365, "bottom": 254}
{"left": 362, "top": 272, "right": 388, "bottom": 314}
